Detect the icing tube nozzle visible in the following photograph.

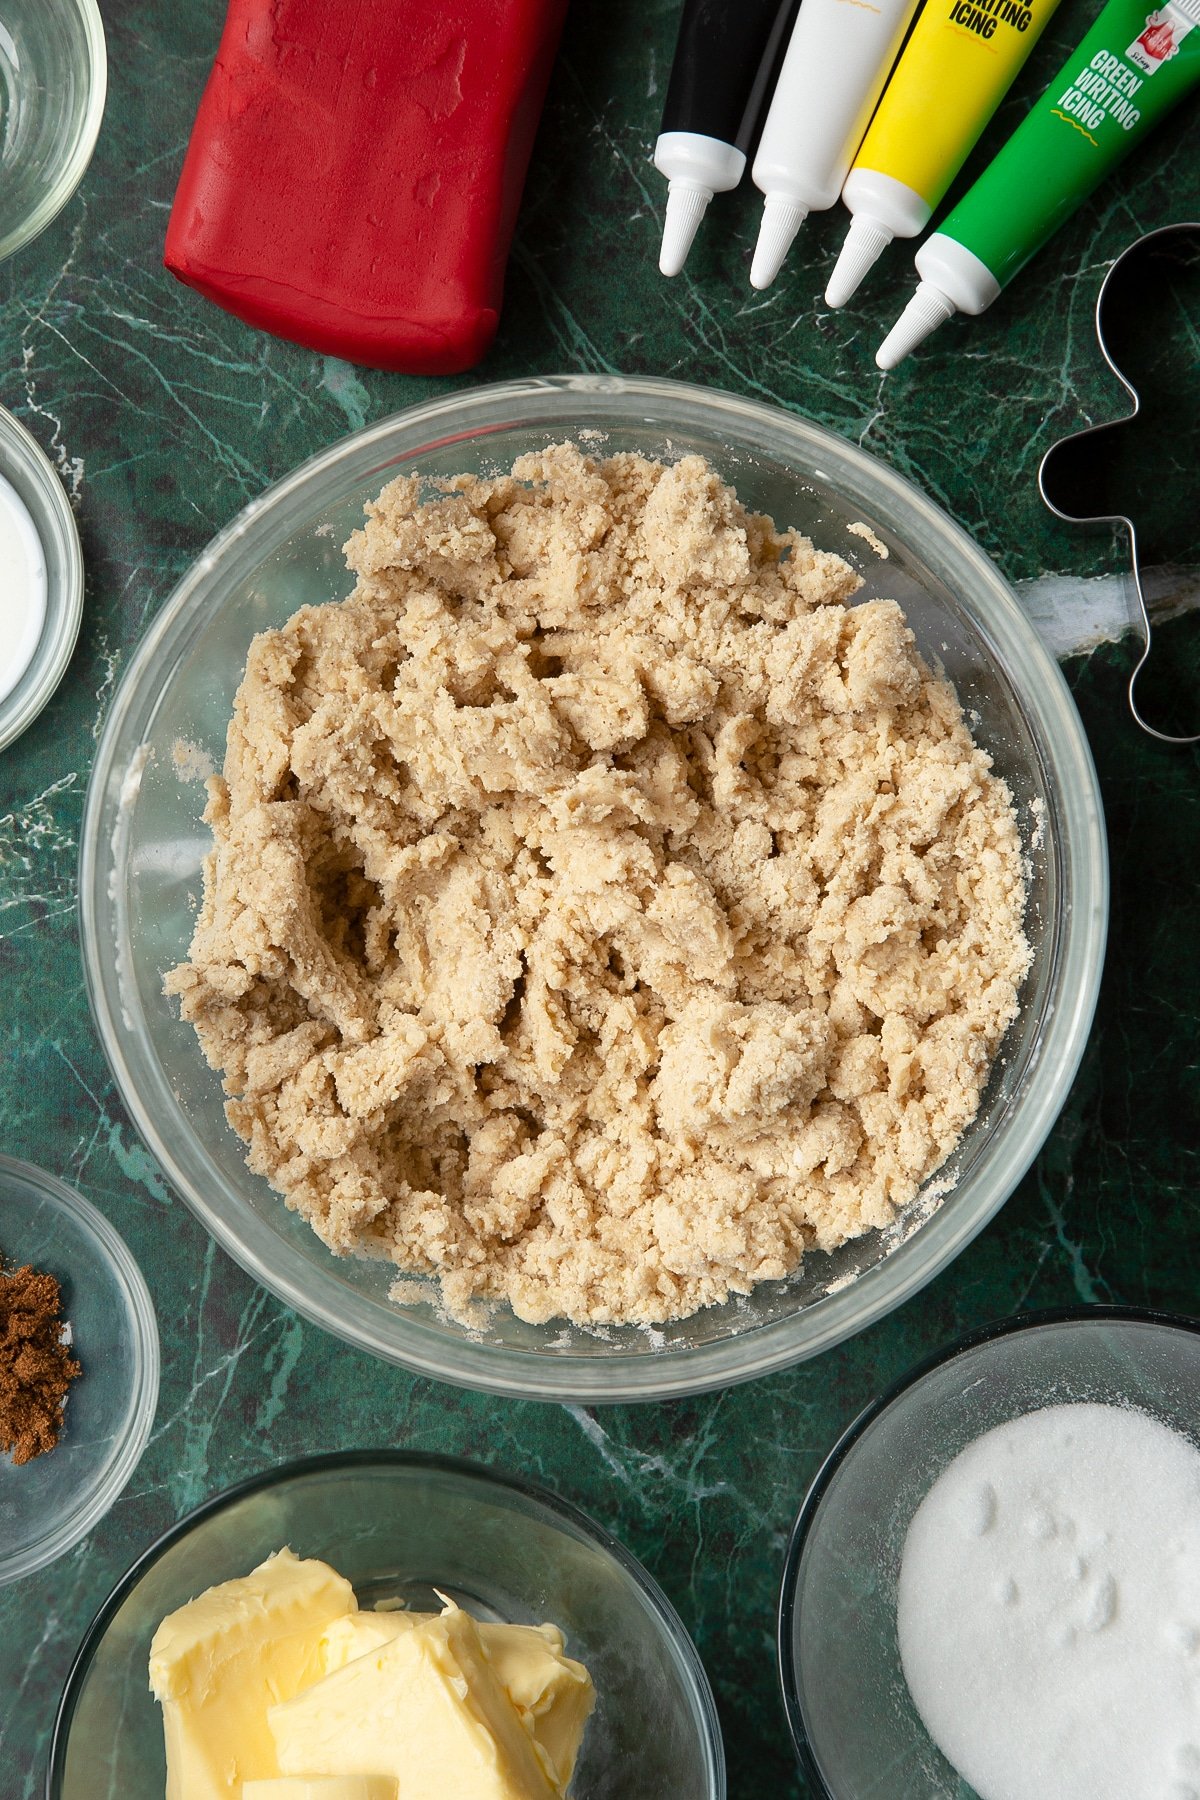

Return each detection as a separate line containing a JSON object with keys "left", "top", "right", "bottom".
{"left": 876, "top": 281, "right": 957, "bottom": 369}
{"left": 659, "top": 181, "right": 713, "bottom": 277}
{"left": 750, "top": 195, "right": 809, "bottom": 289}
{"left": 825, "top": 216, "right": 895, "bottom": 308}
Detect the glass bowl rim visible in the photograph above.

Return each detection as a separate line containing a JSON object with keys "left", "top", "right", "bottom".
{"left": 774, "top": 1302, "right": 1200, "bottom": 1796}
{"left": 78, "top": 372, "right": 1108, "bottom": 1402}
{"left": 0, "top": 0, "right": 109, "bottom": 265}
{"left": 0, "top": 1154, "right": 160, "bottom": 1584}
{"left": 46, "top": 1445, "right": 727, "bottom": 1800}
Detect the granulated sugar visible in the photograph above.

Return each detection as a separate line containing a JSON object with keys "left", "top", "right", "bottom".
{"left": 898, "top": 1402, "right": 1200, "bottom": 1800}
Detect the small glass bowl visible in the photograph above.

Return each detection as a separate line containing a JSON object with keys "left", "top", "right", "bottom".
{"left": 777, "top": 1307, "right": 1200, "bottom": 1798}
{"left": 0, "top": 406, "right": 85, "bottom": 752}
{"left": 48, "top": 1451, "right": 726, "bottom": 1800}
{"left": 0, "top": 1158, "right": 158, "bottom": 1585}
{"left": 79, "top": 374, "right": 1108, "bottom": 1402}
{"left": 0, "top": 0, "right": 107, "bottom": 263}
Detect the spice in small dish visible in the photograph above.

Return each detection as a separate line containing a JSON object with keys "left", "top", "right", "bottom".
{"left": 0, "top": 1259, "right": 81, "bottom": 1465}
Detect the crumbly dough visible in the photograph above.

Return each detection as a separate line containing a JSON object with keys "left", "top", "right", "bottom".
{"left": 166, "top": 447, "right": 1029, "bottom": 1327}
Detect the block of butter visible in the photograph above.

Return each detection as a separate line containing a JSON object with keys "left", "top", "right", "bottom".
{"left": 243, "top": 1782, "right": 396, "bottom": 1799}
{"left": 270, "top": 1601, "right": 564, "bottom": 1799}
{"left": 318, "top": 1610, "right": 593, "bottom": 1792}
{"left": 149, "top": 1548, "right": 356, "bottom": 1800}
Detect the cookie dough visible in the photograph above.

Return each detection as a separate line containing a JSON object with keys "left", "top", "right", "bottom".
{"left": 166, "top": 446, "right": 1030, "bottom": 1327}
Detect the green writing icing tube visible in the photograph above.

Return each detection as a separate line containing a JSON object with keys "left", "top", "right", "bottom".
{"left": 877, "top": 0, "right": 1200, "bottom": 367}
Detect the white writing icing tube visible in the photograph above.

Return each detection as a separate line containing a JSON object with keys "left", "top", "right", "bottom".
{"left": 750, "top": 0, "right": 922, "bottom": 288}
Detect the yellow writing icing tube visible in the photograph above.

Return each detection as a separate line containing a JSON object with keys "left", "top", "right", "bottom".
{"left": 825, "top": 0, "right": 1063, "bottom": 304}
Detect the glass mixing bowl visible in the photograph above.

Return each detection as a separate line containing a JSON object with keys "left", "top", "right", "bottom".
{"left": 48, "top": 1451, "right": 725, "bottom": 1800}
{"left": 777, "top": 1307, "right": 1200, "bottom": 1798}
{"left": 0, "top": 0, "right": 106, "bottom": 263}
{"left": 79, "top": 374, "right": 1108, "bottom": 1402}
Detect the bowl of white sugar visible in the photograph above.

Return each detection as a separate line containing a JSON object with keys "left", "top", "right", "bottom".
{"left": 778, "top": 1306, "right": 1200, "bottom": 1800}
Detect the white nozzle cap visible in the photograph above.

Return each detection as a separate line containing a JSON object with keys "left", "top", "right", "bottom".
{"left": 659, "top": 182, "right": 713, "bottom": 278}
{"left": 750, "top": 195, "right": 809, "bottom": 290}
{"left": 825, "top": 216, "right": 895, "bottom": 309}
{"left": 876, "top": 281, "right": 957, "bottom": 371}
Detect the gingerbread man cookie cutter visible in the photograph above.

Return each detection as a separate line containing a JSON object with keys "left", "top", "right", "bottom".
{"left": 1039, "top": 221, "right": 1200, "bottom": 747}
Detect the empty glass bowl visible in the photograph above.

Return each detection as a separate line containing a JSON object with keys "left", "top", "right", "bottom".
{"left": 0, "top": 1158, "right": 158, "bottom": 1584}
{"left": 777, "top": 1307, "right": 1200, "bottom": 1797}
{"left": 49, "top": 1451, "right": 725, "bottom": 1800}
{"left": 0, "top": 0, "right": 106, "bottom": 262}
{"left": 79, "top": 374, "right": 1107, "bottom": 1402}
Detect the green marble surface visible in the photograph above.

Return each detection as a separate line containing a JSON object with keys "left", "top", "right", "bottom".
{"left": 1, "top": 0, "right": 1199, "bottom": 1793}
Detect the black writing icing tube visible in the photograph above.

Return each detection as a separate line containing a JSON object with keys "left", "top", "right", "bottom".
{"left": 654, "top": 0, "right": 799, "bottom": 276}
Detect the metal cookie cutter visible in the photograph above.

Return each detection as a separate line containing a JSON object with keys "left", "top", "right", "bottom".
{"left": 1039, "top": 221, "right": 1200, "bottom": 747}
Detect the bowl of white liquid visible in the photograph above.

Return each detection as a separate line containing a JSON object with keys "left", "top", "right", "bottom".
{"left": 778, "top": 1306, "right": 1200, "bottom": 1800}
{"left": 0, "top": 406, "right": 84, "bottom": 751}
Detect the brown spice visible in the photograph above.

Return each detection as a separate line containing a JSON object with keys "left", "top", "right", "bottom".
{"left": 0, "top": 1262, "right": 81, "bottom": 1465}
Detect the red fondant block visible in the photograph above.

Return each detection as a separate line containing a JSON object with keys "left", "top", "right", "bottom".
{"left": 165, "top": 0, "right": 567, "bottom": 373}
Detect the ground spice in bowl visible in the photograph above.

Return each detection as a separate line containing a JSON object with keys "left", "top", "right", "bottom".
{"left": 0, "top": 1261, "right": 81, "bottom": 1464}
